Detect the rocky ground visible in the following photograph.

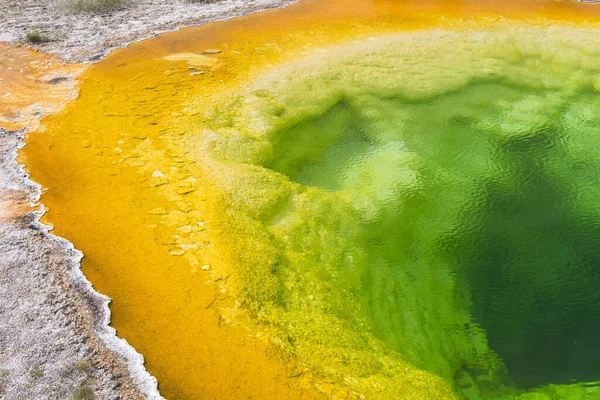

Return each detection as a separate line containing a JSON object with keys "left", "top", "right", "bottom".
{"left": 0, "top": 0, "right": 295, "bottom": 62}
{"left": 0, "top": 0, "right": 293, "bottom": 398}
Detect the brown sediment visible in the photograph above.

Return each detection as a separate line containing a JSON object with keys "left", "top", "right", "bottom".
{"left": 0, "top": 188, "right": 38, "bottom": 221}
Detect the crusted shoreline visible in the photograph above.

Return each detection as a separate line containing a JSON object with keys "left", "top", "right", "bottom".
{"left": 1, "top": 0, "right": 297, "bottom": 62}
{"left": 0, "top": 1, "right": 294, "bottom": 398}
{"left": 0, "top": 127, "right": 160, "bottom": 399}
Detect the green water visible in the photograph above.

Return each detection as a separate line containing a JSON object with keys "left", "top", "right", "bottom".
{"left": 194, "top": 29, "right": 600, "bottom": 398}
{"left": 269, "top": 81, "right": 600, "bottom": 387}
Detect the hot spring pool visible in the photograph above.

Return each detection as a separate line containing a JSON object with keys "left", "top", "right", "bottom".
{"left": 23, "top": 0, "right": 600, "bottom": 398}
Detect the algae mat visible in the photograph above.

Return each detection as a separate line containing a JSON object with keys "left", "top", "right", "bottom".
{"left": 22, "top": 0, "right": 600, "bottom": 398}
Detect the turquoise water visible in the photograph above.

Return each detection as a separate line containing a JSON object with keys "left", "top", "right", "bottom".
{"left": 196, "top": 30, "right": 600, "bottom": 398}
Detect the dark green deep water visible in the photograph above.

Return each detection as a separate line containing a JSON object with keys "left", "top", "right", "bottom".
{"left": 202, "top": 31, "right": 600, "bottom": 398}
{"left": 267, "top": 82, "right": 600, "bottom": 389}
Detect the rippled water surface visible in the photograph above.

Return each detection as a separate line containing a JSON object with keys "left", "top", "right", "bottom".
{"left": 23, "top": 0, "right": 600, "bottom": 398}
{"left": 270, "top": 81, "right": 600, "bottom": 389}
